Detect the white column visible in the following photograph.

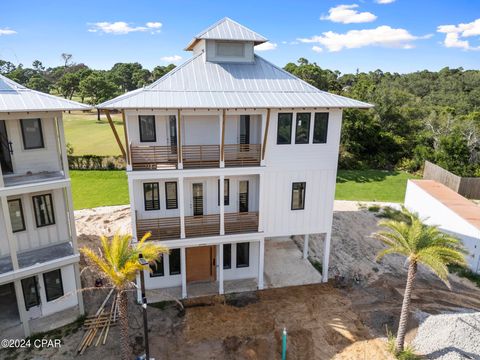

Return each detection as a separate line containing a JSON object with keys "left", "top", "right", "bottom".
{"left": 136, "top": 273, "right": 142, "bottom": 304}
{"left": 178, "top": 177, "right": 185, "bottom": 239}
{"left": 218, "top": 244, "right": 224, "bottom": 294}
{"left": 127, "top": 177, "right": 138, "bottom": 240}
{"left": 56, "top": 115, "right": 70, "bottom": 176}
{"left": 219, "top": 175, "right": 225, "bottom": 235}
{"left": 219, "top": 113, "right": 225, "bottom": 168}
{"left": 13, "top": 280, "right": 30, "bottom": 337}
{"left": 1, "top": 196, "right": 18, "bottom": 270}
{"left": 257, "top": 173, "right": 264, "bottom": 232}
{"left": 303, "top": 234, "right": 309, "bottom": 259}
{"left": 181, "top": 247, "right": 187, "bottom": 298}
{"left": 258, "top": 238, "right": 265, "bottom": 290}
{"left": 322, "top": 232, "right": 331, "bottom": 282}
{"left": 65, "top": 184, "right": 78, "bottom": 252}
{"left": 260, "top": 111, "right": 267, "bottom": 166}
{"left": 73, "top": 263, "right": 85, "bottom": 315}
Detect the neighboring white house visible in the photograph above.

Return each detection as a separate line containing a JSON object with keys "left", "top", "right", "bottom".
{"left": 0, "top": 74, "right": 90, "bottom": 337}
{"left": 405, "top": 179, "right": 480, "bottom": 273}
{"left": 97, "top": 17, "right": 372, "bottom": 298}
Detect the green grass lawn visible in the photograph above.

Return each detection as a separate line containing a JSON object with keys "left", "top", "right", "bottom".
{"left": 70, "top": 169, "right": 417, "bottom": 210}
{"left": 335, "top": 169, "right": 419, "bottom": 203}
{"left": 70, "top": 170, "right": 129, "bottom": 209}
{"left": 63, "top": 111, "right": 124, "bottom": 156}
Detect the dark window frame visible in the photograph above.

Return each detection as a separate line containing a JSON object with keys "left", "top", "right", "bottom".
{"left": 43, "top": 269, "right": 64, "bottom": 302}
{"left": 223, "top": 244, "right": 232, "bottom": 269}
{"left": 291, "top": 182, "right": 306, "bottom": 210}
{"left": 236, "top": 242, "right": 250, "bottom": 268}
{"left": 239, "top": 180, "right": 249, "bottom": 213}
{"left": 165, "top": 182, "right": 178, "bottom": 210}
{"left": 276, "top": 113, "right": 293, "bottom": 145}
{"left": 169, "top": 249, "right": 181, "bottom": 275}
{"left": 143, "top": 182, "right": 160, "bottom": 211}
{"left": 149, "top": 255, "right": 165, "bottom": 277}
{"left": 295, "top": 113, "right": 311, "bottom": 144}
{"left": 313, "top": 112, "right": 329, "bottom": 144}
{"left": 32, "top": 194, "right": 55, "bottom": 227}
{"left": 138, "top": 115, "right": 156, "bottom": 142}
{"left": 20, "top": 118, "right": 44, "bottom": 150}
{"left": 21, "top": 276, "right": 40, "bottom": 310}
{"left": 8, "top": 198, "right": 26, "bottom": 233}
{"left": 217, "top": 179, "right": 230, "bottom": 206}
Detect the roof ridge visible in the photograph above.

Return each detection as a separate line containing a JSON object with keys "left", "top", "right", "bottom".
{"left": 195, "top": 17, "right": 229, "bottom": 38}
{"left": 0, "top": 73, "right": 27, "bottom": 91}
{"left": 149, "top": 51, "right": 204, "bottom": 88}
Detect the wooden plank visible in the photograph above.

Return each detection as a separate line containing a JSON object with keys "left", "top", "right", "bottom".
{"left": 121, "top": 110, "right": 130, "bottom": 165}
{"left": 261, "top": 108, "right": 271, "bottom": 161}
{"left": 104, "top": 110, "right": 126, "bottom": 159}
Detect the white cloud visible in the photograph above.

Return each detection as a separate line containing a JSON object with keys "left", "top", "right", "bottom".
{"left": 299, "top": 26, "right": 430, "bottom": 52}
{"left": 161, "top": 55, "right": 182, "bottom": 63}
{"left": 437, "top": 18, "right": 480, "bottom": 50}
{"left": 321, "top": 4, "right": 377, "bottom": 24}
{"left": 376, "top": 0, "right": 396, "bottom": 4}
{"left": 88, "top": 21, "right": 162, "bottom": 35}
{"left": 312, "top": 46, "right": 323, "bottom": 53}
{"left": 255, "top": 42, "right": 278, "bottom": 51}
{"left": 0, "top": 28, "right": 16, "bottom": 36}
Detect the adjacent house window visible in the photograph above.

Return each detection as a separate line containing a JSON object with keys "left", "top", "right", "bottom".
{"left": 169, "top": 249, "right": 181, "bottom": 275}
{"left": 20, "top": 118, "right": 44, "bottom": 149}
{"left": 295, "top": 113, "right": 311, "bottom": 144}
{"left": 223, "top": 244, "right": 232, "bottom": 269}
{"left": 32, "top": 194, "right": 55, "bottom": 227}
{"left": 21, "top": 276, "right": 40, "bottom": 310}
{"left": 217, "top": 179, "right": 230, "bottom": 206}
{"left": 144, "top": 182, "right": 160, "bottom": 211}
{"left": 149, "top": 255, "right": 165, "bottom": 277}
{"left": 216, "top": 42, "right": 244, "bottom": 57}
{"left": 239, "top": 180, "right": 249, "bottom": 213}
{"left": 43, "top": 269, "right": 64, "bottom": 302}
{"left": 139, "top": 115, "right": 156, "bottom": 142}
{"left": 313, "top": 113, "right": 329, "bottom": 144}
{"left": 8, "top": 199, "right": 25, "bottom": 232}
{"left": 236, "top": 242, "right": 250, "bottom": 268}
{"left": 291, "top": 182, "right": 306, "bottom": 210}
{"left": 277, "top": 113, "right": 293, "bottom": 144}
{"left": 165, "top": 182, "right": 178, "bottom": 209}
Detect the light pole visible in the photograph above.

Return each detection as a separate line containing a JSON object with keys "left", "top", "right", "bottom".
{"left": 138, "top": 253, "right": 150, "bottom": 360}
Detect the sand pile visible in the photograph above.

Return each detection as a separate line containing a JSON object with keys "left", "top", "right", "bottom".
{"left": 75, "top": 205, "right": 131, "bottom": 238}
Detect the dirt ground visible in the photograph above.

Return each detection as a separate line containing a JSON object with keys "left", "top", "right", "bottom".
{"left": 4, "top": 202, "right": 480, "bottom": 360}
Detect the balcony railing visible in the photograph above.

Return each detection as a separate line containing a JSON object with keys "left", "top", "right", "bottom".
{"left": 136, "top": 216, "right": 181, "bottom": 241}
{"left": 182, "top": 145, "right": 220, "bottom": 169}
{"left": 224, "top": 144, "right": 261, "bottom": 167}
{"left": 185, "top": 214, "right": 220, "bottom": 237}
{"left": 225, "top": 212, "right": 259, "bottom": 234}
{"left": 130, "top": 145, "right": 178, "bottom": 170}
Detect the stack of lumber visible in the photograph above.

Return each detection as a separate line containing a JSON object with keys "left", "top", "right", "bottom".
{"left": 77, "top": 288, "right": 119, "bottom": 354}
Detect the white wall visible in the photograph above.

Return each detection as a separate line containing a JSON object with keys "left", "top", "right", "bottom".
{"left": 205, "top": 40, "right": 254, "bottom": 63}
{"left": 3, "top": 116, "right": 62, "bottom": 175}
{"left": 183, "top": 115, "right": 219, "bottom": 146}
{"left": 405, "top": 181, "right": 480, "bottom": 273}
{"left": 144, "top": 249, "right": 182, "bottom": 289}
{"left": 0, "top": 205, "right": 10, "bottom": 256}
{"left": 127, "top": 113, "right": 170, "bottom": 146}
{"left": 220, "top": 241, "right": 259, "bottom": 281}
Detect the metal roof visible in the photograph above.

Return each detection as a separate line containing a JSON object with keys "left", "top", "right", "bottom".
{"left": 0, "top": 74, "right": 91, "bottom": 113}
{"left": 98, "top": 52, "right": 373, "bottom": 109}
{"left": 185, "top": 17, "right": 267, "bottom": 51}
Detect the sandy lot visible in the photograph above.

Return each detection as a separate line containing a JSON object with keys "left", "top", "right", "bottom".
{"left": 3, "top": 201, "right": 480, "bottom": 360}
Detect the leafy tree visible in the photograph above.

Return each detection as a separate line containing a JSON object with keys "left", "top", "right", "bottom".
{"left": 374, "top": 208, "right": 466, "bottom": 354}
{"left": 110, "top": 62, "right": 145, "bottom": 92}
{"left": 27, "top": 74, "right": 51, "bottom": 92}
{"left": 57, "top": 72, "right": 81, "bottom": 99}
{"left": 152, "top": 64, "right": 176, "bottom": 81}
{"left": 0, "top": 60, "right": 16, "bottom": 74}
{"left": 79, "top": 72, "right": 117, "bottom": 104}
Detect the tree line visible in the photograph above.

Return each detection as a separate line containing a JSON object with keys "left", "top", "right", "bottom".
{"left": 1, "top": 55, "right": 479, "bottom": 177}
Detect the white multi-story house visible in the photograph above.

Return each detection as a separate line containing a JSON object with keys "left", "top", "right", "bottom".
{"left": 0, "top": 74, "right": 89, "bottom": 337}
{"left": 98, "top": 18, "right": 371, "bottom": 298}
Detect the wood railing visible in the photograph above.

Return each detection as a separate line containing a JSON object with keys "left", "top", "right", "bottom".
{"left": 182, "top": 145, "right": 220, "bottom": 168}
{"left": 225, "top": 212, "right": 259, "bottom": 234}
{"left": 136, "top": 216, "right": 181, "bottom": 241}
{"left": 130, "top": 145, "right": 178, "bottom": 170}
{"left": 224, "top": 144, "right": 261, "bottom": 167}
{"left": 185, "top": 214, "right": 220, "bottom": 237}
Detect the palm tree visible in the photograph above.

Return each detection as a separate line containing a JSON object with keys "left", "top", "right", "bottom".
{"left": 374, "top": 207, "right": 466, "bottom": 354}
{"left": 81, "top": 232, "right": 168, "bottom": 360}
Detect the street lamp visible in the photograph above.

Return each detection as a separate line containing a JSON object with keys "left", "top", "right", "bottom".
{"left": 138, "top": 253, "right": 151, "bottom": 360}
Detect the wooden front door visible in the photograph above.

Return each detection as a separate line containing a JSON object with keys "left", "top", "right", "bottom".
{"left": 186, "top": 246, "right": 216, "bottom": 283}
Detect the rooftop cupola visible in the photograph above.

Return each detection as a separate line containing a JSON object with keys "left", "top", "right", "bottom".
{"left": 184, "top": 17, "right": 268, "bottom": 63}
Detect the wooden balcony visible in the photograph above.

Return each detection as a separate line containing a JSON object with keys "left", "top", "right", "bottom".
{"left": 185, "top": 214, "right": 220, "bottom": 237}
{"left": 136, "top": 216, "right": 181, "bottom": 241}
{"left": 225, "top": 212, "right": 259, "bottom": 234}
{"left": 130, "top": 145, "right": 178, "bottom": 170}
{"left": 224, "top": 144, "right": 261, "bottom": 167}
{"left": 182, "top": 145, "right": 220, "bottom": 169}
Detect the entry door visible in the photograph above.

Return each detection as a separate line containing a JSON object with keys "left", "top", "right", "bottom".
{"left": 240, "top": 115, "right": 250, "bottom": 146}
{"left": 168, "top": 115, "right": 177, "bottom": 153}
{"left": 0, "top": 121, "right": 13, "bottom": 174}
{"left": 192, "top": 183, "right": 204, "bottom": 216}
{"left": 186, "top": 246, "right": 216, "bottom": 283}
{"left": 21, "top": 276, "right": 42, "bottom": 319}
{"left": 239, "top": 180, "right": 249, "bottom": 213}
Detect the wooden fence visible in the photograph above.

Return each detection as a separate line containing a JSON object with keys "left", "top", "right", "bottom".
{"left": 423, "top": 161, "right": 480, "bottom": 199}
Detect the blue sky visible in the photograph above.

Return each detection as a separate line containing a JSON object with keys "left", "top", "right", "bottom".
{"left": 1, "top": 0, "right": 479, "bottom": 74}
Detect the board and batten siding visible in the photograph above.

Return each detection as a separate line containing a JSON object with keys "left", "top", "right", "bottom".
{"left": 0, "top": 204, "right": 10, "bottom": 256}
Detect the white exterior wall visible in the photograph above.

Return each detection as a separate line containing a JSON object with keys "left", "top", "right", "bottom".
{"left": 405, "top": 180, "right": 480, "bottom": 273}
{"left": 0, "top": 204, "right": 10, "bottom": 256}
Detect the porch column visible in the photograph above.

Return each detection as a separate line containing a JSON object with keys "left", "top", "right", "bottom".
{"left": 219, "top": 111, "right": 225, "bottom": 168}
{"left": 127, "top": 177, "right": 138, "bottom": 240}
{"left": 177, "top": 110, "right": 183, "bottom": 170}
{"left": 73, "top": 262, "right": 85, "bottom": 315}
{"left": 55, "top": 115, "right": 70, "bottom": 176}
{"left": 178, "top": 177, "right": 186, "bottom": 239}
{"left": 64, "top": 184, "right": 78, "bottom": 252}
{"left": 1, "top": 196, "right": 19, "bottom": 270}
{"left": 219, "top": 175, "right": 225, "bottom": 236}
{"left": 258, "top": 238, "right": 265, "bottom": 290}
{"left": 181, "top": 247, "right": 187, "bottom": 298}
{"left": 322, "top": 232, "right": 331, "bottom": 282}
{"left": 257, "top": 173, "right": 264, "bottom": 232}
{"left": 260, "top": 109, "right": 271, "bottom": 166}
{"left": 303, "top": 234, "right": 309, "bottom": 259}
{"left": 218, "top": 244, "right": 224, "bottom": 295}
{"left": 13, "top": 280, "right": 30, "bottom": 337}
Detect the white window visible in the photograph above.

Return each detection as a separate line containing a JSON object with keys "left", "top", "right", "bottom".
{"left": 216, "top": 42, "right": 244, "bottom": 57}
